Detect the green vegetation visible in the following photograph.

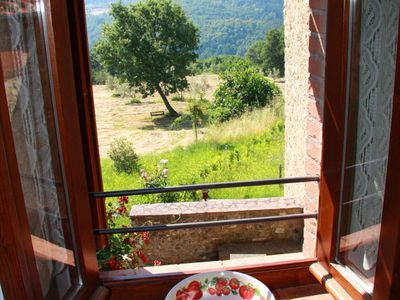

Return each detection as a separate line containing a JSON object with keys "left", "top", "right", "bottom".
{"left": 102, "top": 106, "right": 284, "bottom": 207}
{"left": 108, "top": 138, "right": 139, "bottom": 174}
{"left": 95, "top": 0, "right": 199, "bottom": 116}
{"left": 85, "top": 0, "right": 283, "bottom": 58}
{"left": 246, "top": 26, "right": 285, "bottom": 77}
{"left": 210, "top": 63, "right": 281, "bottom": 123}
{"left": 191, "top": 55, "right": 251, "bottom": 75}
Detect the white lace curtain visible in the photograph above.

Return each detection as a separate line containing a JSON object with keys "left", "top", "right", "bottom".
{"left": 343, "top": 0, "right": 400, "bottom": 281}
{"left": 0, "top": 1, "right": 74, "bottom": 298}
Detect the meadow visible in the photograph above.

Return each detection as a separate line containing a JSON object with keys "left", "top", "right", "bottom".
{"left": 100, "top": 104, "right": 284, "bottom": 215}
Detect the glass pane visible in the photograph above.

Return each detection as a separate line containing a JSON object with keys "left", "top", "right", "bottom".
{"left": 338, "top": 0, "right": 400, "bottom": 289}
{"left": 0, "top": 1, "right": 81, "bottom": 298}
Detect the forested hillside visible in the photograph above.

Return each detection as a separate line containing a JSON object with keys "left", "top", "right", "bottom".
{"left": 85, "top": 0, "right": 283, "bottom": 58}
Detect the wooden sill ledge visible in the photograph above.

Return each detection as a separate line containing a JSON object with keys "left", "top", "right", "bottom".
{"left": 310, "top": 262, "right": 371, "bottom": 300}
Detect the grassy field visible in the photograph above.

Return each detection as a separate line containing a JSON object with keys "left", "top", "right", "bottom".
{"left": 93, "top": 75, "right": 220, "bottom": 157}
{"left": 93, "top": 73, "right": 286, "bottom": 221}
{"left": 101, "top": 105, "right": 284, "bottom": 212}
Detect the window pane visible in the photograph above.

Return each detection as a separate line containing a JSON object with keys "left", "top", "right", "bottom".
{"left": 0, "top": 1, "right": 81, "bottom": 298}
{"left": 338, "top": 0, "right": 400, "bottom": 289}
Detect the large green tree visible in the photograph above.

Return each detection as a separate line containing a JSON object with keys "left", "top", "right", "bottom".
{"left": 246, "top": 26, "right": 285, "bottom": 77}
{"left": 263, "top": 26, "right": 284, "bottom": 77}
{"left": 95, "top": 0, "right": 199, "bottom": 116}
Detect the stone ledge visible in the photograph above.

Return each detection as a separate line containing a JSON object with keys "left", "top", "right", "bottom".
{"left": 130, "top": 197, "right": 302, "bottom": 217}
{"left": 129, "top": 197, "right": 304, "bottom": 265}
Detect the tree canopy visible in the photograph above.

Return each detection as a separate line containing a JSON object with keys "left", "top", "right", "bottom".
{"left": 210, "top": 62, "right": 281, "bottom": 123}
{"left": 246, "top": 26, "right": 285, "bottom": 77}
{"left": 85, "top": 0, "right": 283, "bottom": 58}
{"left": 95, "top": 0, "right": 199, "bottom": 116}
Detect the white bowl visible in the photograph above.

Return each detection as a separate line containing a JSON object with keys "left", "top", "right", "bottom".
{"left": 166, "top": 271, "right": 275, "bottom": 300}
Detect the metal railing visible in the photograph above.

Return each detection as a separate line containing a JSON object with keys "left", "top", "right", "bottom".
{"left": 90, "top": 176, "right": 319, "bottom": 235}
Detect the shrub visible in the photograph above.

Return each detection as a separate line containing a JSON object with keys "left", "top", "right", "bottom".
{"left": 96, "top": 196, "right": 161, "bottom": 271}
{"left": 140, "top": 159, "right": 196, "bottom": 203}
{"left": 171, "top": 94, "right": 185, "bottom": 102}
{"left": 108, "top": 138, "right": 139, "bottom": 174}
{"left": 210, "top": 63, "right": 281, "bottom": 123}
{"left": 127, "top": 97, "right": 141, "bottom": 105}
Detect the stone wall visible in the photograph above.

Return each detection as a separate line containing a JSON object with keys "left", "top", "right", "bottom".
{"left": 130, "top": 198, "right": 303, "bottom": 265}
{"left": 284, "top": 0, "right": 327, "bottom": 256}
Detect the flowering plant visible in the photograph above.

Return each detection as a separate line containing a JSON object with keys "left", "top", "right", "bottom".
{"left": 140, "top": 159, "right": 197, "bottom": 203}
{"left": 96, "top": 196, "right": 161, "bottom": 271}
{"left": 140, "top": 159, "right": 169, "bottom": 189}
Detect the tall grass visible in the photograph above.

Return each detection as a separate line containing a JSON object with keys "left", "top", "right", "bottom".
{"left": 205, "top": 105, "right": 280, "bottom": 143}
{"left": 101, "top": 102, "right": 284, "bottom": 207}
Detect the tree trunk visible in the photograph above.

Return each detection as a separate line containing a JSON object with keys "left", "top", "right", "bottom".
{"left": 156, "top": 85, "right": 179, "bottom": 117}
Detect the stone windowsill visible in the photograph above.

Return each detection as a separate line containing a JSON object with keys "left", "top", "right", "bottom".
{"left": 130, "top": 197, "right": 303, "bottom": 217}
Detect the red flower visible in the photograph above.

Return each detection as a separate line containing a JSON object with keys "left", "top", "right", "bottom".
{"left": 153, "top": 259, "right": 161, "bottom": 266}
{"left": 108, "top": 259, "right": 116, "bottom": 269}
{"left": 140, "top": 231, "right": 150, "bottom": 244}
{"left": 118, "top": 196, "right": 129, "bottom": 204}
{"left": 136, "top": 250, "right": 147, "bottom": 263}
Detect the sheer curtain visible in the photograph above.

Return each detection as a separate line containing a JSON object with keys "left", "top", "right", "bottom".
{"left": 339, "top": 0, "right": 400, "bottom": 288}
{"left": 0, "top": 1, "right": 79, "bottom": 298}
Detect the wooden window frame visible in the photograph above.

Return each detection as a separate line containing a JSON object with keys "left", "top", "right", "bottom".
{"left": 316, "top": 1, "right": 400, "bottom": 299}
{"left": 0, "top": 0, "right": 102, "bottom": 298}
{"left": 1, "top": 0, "right": 399, "bottom": 299}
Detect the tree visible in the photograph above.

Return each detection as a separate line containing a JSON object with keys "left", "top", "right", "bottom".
{"left": 210, "top": 62, "right": 281, "bottom": 123}
{"left": 246, "top": 26, "right": 285, "bottom": 77}
{"left": 262, "top": 26, "right": 284, "bottom": 77}
{"left": 95, "top": 0, "right": 199, "bottom": 116}
{"left": 246, "top": 40, "right": 264, "bottom": 68}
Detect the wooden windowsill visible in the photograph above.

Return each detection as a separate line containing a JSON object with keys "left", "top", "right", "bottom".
{"left": 100, "top": 252, "right": 307, "bottom": 282}
{"left": 100, "top": 255, "right": 318, "bottom": 299}
{"left": 310, "top": 262, "right": 372, "bottom": 300}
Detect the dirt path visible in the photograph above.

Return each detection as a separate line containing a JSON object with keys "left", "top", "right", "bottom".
{"left": 93, "top": 75, "right": 220, "bottom": 157}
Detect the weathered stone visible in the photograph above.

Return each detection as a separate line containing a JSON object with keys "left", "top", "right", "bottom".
{"left": 130, "top": 198, "right": 303, "bottom": 265}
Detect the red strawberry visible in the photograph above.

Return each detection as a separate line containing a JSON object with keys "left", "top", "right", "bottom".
{"left": 239, "top": 284, "right": 255, "bottom": 299}
{"left": 222, "top": 287, "right": 231, "bottom": 295}
{"left": 216, "top": 289, "right": 222, "bottom": 297}
{"left": 187, "top": 280, "right": 201, "bottom": 291}
{"left": 175, "top": 289, "right": 189, "bottom": 300}
{"left": 229, "top": 278, "right": 240, "bottom": 290}
{"left": 217, "top": 278, "right": 227, "bottom": 286}
{"left": 208, "top": 287, "right": 216, "bottom": 295}
{"left": 187, "top": 289, "right": 202, "bottom": 300}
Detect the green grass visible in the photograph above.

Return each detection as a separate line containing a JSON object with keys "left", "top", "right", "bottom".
{"left": 101, "top": 113, "right": 284, "bottom": 209}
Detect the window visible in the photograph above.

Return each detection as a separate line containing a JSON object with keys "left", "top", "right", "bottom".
{"left": 1, "top": 0, "right": 400, "bottom": 299}
{"left": 84, "top": 0, "right": 318, "bottom": 271}
{"left": 316, "top": 0, "right": 400, "bottom": 298}
{"left": 0, "top": 0, "right": 99, "bottom": 298}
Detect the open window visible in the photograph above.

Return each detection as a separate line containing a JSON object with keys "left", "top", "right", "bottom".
{"left": 314, "top": 1, "right": 400, "bottom": 299}
{"left": 0, "top": 0, "right": 101, "bottom": 298}
{"left": 1, "top": 0, "right": 400, "bottom": 299}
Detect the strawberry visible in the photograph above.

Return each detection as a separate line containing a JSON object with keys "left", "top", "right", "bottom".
{"left": 229, "top": 278, "right": 240, "bottom": 290}
{"left": 208, "top": 287, "right": 216, "bottom": 295}
{"left": 187, "top": 280, "right": 201, "bottom": 291}
{"left": 222, "top": 287, "right": 231, "bottom": 295}
{"left": 187, "top": 289, "right": 202, "bottom": 300}
{"left": 239, "top": 284, "right": 255, "bottom": 299}
{"left": 217, "top": 278, "right": 227, "bottom": 286}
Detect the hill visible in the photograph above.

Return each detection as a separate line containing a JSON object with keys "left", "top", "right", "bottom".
{"left": 85, "top": 0, "right": 283, "bottom": 58}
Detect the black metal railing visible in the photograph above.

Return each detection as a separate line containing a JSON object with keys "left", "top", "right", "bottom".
{"left": 90, "top": 176, "right": 319, "bottom": 235}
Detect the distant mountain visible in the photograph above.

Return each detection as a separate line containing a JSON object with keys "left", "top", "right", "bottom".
{"left": 85, "top": 0, "right": 283, "bottom": 58}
